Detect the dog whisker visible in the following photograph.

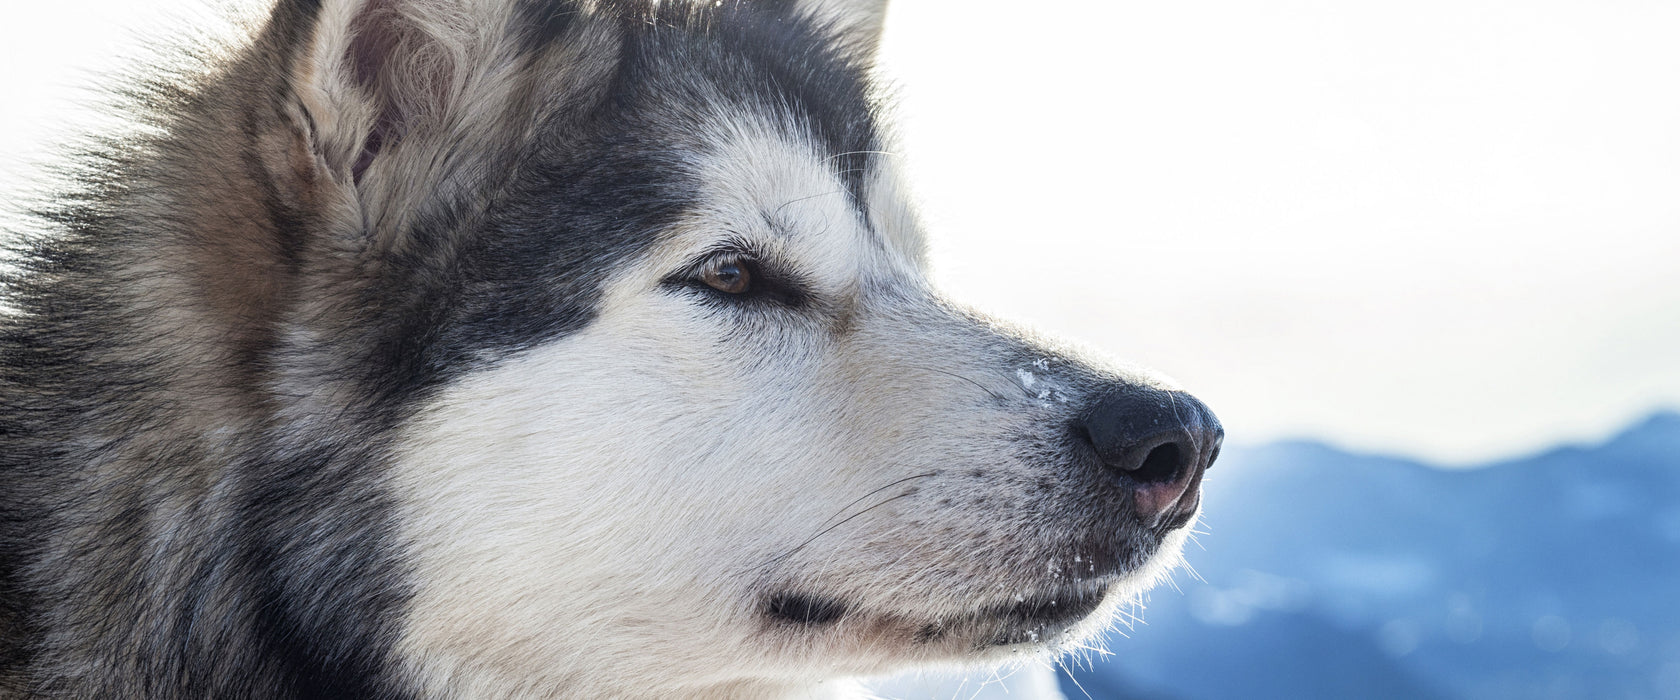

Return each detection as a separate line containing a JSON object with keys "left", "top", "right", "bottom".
{"left": 770, "top": 189, "right": 846, "bottom": 217}
{"left": 769, "top": 490, "right": 922, "bottom": 566}
{"left": 803, "top": 472, "right": 937, "bottom": 537}
{"left": 1181, "top": 560, "right": 1207, "bottom": 585}
{"left": 821, "top": 149, "right": 898, "bottom": 163}
{"left": 1057, "top": 655, "right": 1097, "bottom": 700}
{"left": 909, "top": 364, "right": 1010, "bottom": 403}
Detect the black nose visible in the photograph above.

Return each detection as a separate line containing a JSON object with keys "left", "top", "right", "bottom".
{"left": 1078, "top": 387, "right": 1222, "bottom": 528}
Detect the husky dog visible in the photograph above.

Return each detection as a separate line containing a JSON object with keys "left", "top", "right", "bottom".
{"left": 0, "top": 0, "right": 1221, "bottom": 697}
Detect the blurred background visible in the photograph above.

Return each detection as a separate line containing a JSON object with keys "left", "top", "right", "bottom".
{"left": 4, "top": 1, "right": 1678, "bottom": 698}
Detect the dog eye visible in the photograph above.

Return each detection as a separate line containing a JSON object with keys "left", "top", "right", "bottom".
{"left": 699, "top": 258, "right": 753, "bottom": 294}
{"left": 667, "top": 251, "right": 808, "bottom": 308}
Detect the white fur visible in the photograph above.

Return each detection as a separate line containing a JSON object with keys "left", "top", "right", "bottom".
{"left": 388, "top": 110, "right": 1192, "bottom": 697}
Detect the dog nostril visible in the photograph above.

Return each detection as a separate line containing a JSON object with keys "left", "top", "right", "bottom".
{"left": 1130, "top": 442, "right": 1183, "bottom": 484}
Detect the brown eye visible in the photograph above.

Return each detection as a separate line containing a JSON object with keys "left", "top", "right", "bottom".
{"left": 701, "top": 259, "right": 752, "bottom": 294}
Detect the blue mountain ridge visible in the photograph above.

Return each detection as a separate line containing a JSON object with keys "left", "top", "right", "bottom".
{"left": 1061, "top": 411, "right": 1680, "bottom": 700}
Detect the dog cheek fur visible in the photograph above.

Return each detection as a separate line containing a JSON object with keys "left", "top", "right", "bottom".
{"left": 386, "top": 285, "right": 845, "bottom": 695}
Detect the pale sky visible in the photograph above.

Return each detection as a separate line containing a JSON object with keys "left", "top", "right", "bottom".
{"left": 3, "top": 1, "right": 1678, "bottom": 465}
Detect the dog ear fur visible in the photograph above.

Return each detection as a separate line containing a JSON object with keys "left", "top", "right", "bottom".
{"left": 282, "top": 0, "right": 593, "bottom": 247}
{"left": 292, "top": 0, "right": 482, "bottom": 185}
{"left": 278, "top": 0, "right": 882, "bottom": 243}
{"left": 779, "top": 0, "right": 890, "bottom": 60}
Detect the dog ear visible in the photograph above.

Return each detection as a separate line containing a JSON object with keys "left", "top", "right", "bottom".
{"left": 291, "top": 0, "right": 478, "bottom": 185}
{"left": 777, "top": 0, "right": 890, "bottom": 61}
{"left": 281, "top": 0, "right": 600, "bottom": 244}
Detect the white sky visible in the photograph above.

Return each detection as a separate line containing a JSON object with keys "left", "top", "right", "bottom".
{"left": 3, "top": 1, "right": 1678, "bottom": 464}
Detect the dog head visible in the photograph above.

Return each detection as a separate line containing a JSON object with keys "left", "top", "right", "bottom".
{"left": 252, "top": 0, "right": 1221, "bottom": 694}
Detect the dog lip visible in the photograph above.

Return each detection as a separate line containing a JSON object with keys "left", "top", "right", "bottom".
{"left": 989, "top": 582, "right": 1109, "bottom": 624}
{"left": 1156, "top": 488, "right": 1202, "bottom": 532}
{"left": 762, "top": 591, "right": 848, "bottom": 627}
{"left": 961, "top": 580, "right": 1112, "bottom": 647}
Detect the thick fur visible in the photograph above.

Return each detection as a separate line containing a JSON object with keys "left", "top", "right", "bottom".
{"left": 0, "top": 1, "right": 1214, "bottom": 697}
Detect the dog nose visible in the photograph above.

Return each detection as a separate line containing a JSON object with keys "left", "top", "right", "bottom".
{"left": 1078, "top": 387, "right": 1222, "bottom": 528}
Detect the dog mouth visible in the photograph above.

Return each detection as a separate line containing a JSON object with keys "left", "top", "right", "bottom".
{"left": 754, "top": 458, "right": 1202, "bottom": 654}
{"left": 762, "top": 578, "right": 1113, "bottom": 650}
{"left": 930, "top": 579, "right": 1113, "bottom": 648}
{"left": 756, "top": 518, "right": 1184, "bottom": 651}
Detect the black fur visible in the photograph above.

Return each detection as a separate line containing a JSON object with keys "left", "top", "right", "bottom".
{"left": 764, "top": 591, "right": 849, "bottom": 626}
{"left": 0, "top": 0, "right": 883, "bottom": 696}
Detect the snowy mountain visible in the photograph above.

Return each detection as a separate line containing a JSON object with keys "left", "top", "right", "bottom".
{"left": 1061, "top": 411, "right": 1680, "bottom": 700}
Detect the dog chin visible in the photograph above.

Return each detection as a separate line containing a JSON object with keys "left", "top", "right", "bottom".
{"left": 969, "top": 524, "right": 1196, "bottom": 654}
{"left": 772, "top": 525, "right": 1197, "bottom": 668}
{"left": 909, "top": 579, "right": 1116, "bottom": 651}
